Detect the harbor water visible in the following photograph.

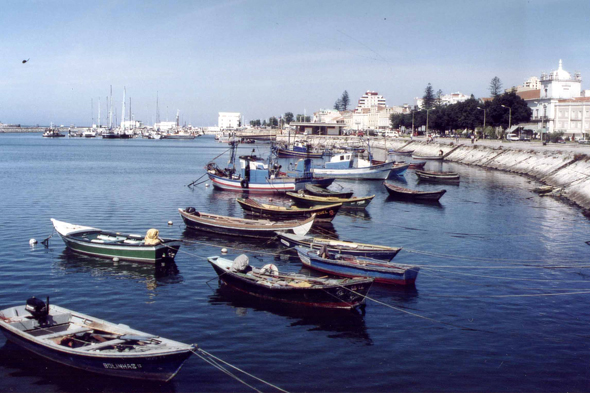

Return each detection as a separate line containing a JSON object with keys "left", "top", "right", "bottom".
{"left": 1, "top": 133, "right": 590, "bottom": 392}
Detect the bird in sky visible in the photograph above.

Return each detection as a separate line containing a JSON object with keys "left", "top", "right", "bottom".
{"left": 22, "top": 58, "right": 29, "bottom": 64}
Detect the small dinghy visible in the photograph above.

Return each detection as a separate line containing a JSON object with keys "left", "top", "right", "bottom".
{"left": 0, "top": 297, "right": 194, "bottom": 381}
{"left": 179, "top": 208, "right": 315, "bottom": 238}
{"left": 208, "top": 255, "right": 373, "bottom": 309}
{"left": 276, "top": 232, "right": 401, "bottom": 261}
{"left": 304, "top": 183, "right": 354, "bottom": 199}
{"left": 383, "top": 182, "right": 447, "bottom": 201}
{"left": 236, "top": 198, "right": 342, "bottom": 222}
{"left": 51, "top": 219, "right": 181, "bottom": 264}
{"left": 286, "top": 192, "right": 375, "bottom": 210}
{"left": 415, "top": 170, "right": 460, "bottom": 183}
{"left": 296, "top": 246, "right": 420, "bottom": 286}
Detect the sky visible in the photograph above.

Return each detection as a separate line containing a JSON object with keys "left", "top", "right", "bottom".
{"left": 1, "top": 0, "right": 589, "bottom": 127}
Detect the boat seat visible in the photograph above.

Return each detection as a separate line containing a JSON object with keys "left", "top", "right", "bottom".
{"left": 77, "top": 339, "right": 126, "bottom": 351}
{"left": 41, "top": 326, "right": 94, "bottom": 340}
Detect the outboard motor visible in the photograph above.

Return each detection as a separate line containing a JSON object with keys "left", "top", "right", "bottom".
{"left": 25, "top": 296, "right": 49, "bottom": 321}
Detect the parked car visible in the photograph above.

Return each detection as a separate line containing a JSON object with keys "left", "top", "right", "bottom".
{"left": 578, "top": 139, "right": 589, "bottom": 145}
{"left": 506, "top": 133, "right": 519, "bottom": 141}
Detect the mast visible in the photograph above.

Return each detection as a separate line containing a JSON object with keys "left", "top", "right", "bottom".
{"left": 98, "top": 98, "right": 101, "bottom": 128}
{"left": 108, "top": 85, "right": 113, "bottom": 130}
{"left": 156, "top": 92, "right": 160, "bottom": 125}
{"left": 121, "top": 87, "right": 126, "bottom": 130}
{"left": 91, "top": 98, "right": 94, "bottom": 126}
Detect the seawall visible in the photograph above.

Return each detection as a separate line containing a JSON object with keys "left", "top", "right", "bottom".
{"left": 277, "top": 135, "right": 590, "bottom": 212}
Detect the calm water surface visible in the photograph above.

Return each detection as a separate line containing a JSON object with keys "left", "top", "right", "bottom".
{"left": 1, "top": 133, "right": 590, "bottom": 392}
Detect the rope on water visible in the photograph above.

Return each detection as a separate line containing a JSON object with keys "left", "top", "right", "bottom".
{"left": 192, "top": 347, "right": 290, "bottom": 393}
{"left": 337, "top": 285, "right": 495, "bottom": 333}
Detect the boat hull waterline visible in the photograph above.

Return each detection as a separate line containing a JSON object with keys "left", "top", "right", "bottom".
{"left": 208, "top": 256, "right": 373, "bottom": 309}
{"left": 51, "top": 219, "right": 181, "bottom": 264}
{"left": 0, "top": 303, "right": 193, "bottom": 381}
{"left": 179, "top": 208, "right": 315, "bottom": 238}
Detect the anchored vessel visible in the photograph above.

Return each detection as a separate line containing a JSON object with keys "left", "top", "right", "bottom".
{"left": 383, "top": 182, "right": 447, "bottom": 201}
{"left": 0, "top": 297, "right": 194, "bottom": 381}
{"left": 236, "top": 198, "right": 342, "bottom": 222}
{"left": 51, "top": 219, "right": 181, "bottom": 264}
{"left": 287, "top": 191, "right": 375, "bottom": 210}
{"left": 208, "top": 255, "right": 373, "bottom": 309}
{"left": 276, "top": 232, "right": 401, "bottom": 261}
{"left": 296, "top": 246, "right": 420, "bottom": 285}
{"left": 415, "top": 170, "right": 460, "bottom": 183}
{"left": 179, "top": 208, "right": 315, "bottom": 238}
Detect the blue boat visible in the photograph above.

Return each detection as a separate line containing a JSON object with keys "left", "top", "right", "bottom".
{"left": 0, "top": 298, "right": 194, "bottom": 381}
{"left": 205, "top": 140, "right": 333, "bottom": 193}
{"left": 277, "top": 142, "right": 324, "bottom": 158}
{"left": 295, "top": 246, "right": 420, "bottom": 285}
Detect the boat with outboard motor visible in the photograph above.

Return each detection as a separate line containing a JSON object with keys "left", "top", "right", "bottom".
{"left": 296, "top": 246, "right": 420, "bottom": 285}
{"left": 276, "top": 232, "right": 401, "bottom": 260}
{"left": 51, "top": 219, "right": 181, "bottom": 264}
{"left": 179, "top": 207, "right": 315, "bottom": 238}
{"left": 207, "top": 255, "right": 373, "bottom": 309}
{"left": 0, "top": 297, "right": 194, "bottom": 381}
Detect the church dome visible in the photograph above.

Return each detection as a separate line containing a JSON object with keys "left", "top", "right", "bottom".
{"left": 550, "top": 59, "right": 572, "bottom": 81}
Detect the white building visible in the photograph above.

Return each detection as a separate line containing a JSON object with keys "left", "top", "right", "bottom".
{"left": 350, "top": 91, "right": 395, "bottom": 130}
{"left": 526, "top": 60, "right": 584, "bottom": 136}
{"left": 154, "top": 121, "right": 176, "bottom": 131}
{"left": 313, "top": 108, "right": 342, "bottom": 123}
{"left": 415, "top": 92, "right": 469, "bottom": 109}
{"left": 218, "top": 112, "right": 241, "bottom": 129}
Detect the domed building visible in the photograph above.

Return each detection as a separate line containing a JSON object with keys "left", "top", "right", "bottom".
{"left": 528, "top": 60, "right": 589, "bottom": 139}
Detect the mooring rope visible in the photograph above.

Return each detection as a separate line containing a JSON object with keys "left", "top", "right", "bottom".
{"left": 194, "top": 348, "right": 290, "bottom": 392}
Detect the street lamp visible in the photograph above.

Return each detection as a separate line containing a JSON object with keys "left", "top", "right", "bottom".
{"left": 534, "top": 101, "right": 548, "bottom": 143}
{"left": 501, "top": 105, "right": 512, "bottom": 131}
{"left": 477, "top": 106, "right": 486, "bottom": 136}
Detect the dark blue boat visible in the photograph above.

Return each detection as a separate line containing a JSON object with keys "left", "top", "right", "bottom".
{"left": 295, "top": 246, "right": 420, "bottom": 286}
{"left": 0, "top": 298, "right": 194, "bottom": 381}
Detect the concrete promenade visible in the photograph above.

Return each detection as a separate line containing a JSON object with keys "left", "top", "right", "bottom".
{"left": 278, "top": 134, "right": 590, "bottom": 213}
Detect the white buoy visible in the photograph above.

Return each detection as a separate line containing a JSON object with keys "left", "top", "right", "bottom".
{"left": 221, "top": 248, "right": 228, "bottom": 254}
{"left": 168, "top": 221, "right": 173, "bottom": 226}
{"left": 113, "top": 257, "right": 120, "bottom": 263}
{"left": 29, "top": 238, "right": 37, "bottom": 245}
{"left": 205, "top": 183, "right": 210, "bottom": 187}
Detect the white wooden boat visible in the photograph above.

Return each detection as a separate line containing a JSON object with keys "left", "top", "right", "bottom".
{"left": 0, "top": 297, "right": 194, "bottom": 381}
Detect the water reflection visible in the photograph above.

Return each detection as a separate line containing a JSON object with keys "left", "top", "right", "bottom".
{"left": 0, "top": 341, "right": 177, "bottom": 393}
{"left": 384, "top": 195, "right": 444, "bottom": 209}
{"left": 208, "top": 285, "right": 373, "bottom": 345}
{"left": 53, "top": 249, "right": 182, "bottom": 290}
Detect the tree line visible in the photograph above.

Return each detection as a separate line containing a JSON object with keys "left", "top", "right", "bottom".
{"left": 391, "top": 79, "right": 532, "bottom": 138}
{"left": 249, "top": 112, "right": 310, "bottom": 128}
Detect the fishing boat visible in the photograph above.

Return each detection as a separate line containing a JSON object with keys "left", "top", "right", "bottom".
{"left": 383, "top": 182, "right": 447, "bottom": 201}
{"left": 178, "top": 208, "right": 315, "bottom": 238}
{"left": 236, "top": 198, "right": 342, "bottom": 222}
{"left": 277, "top": 141, "right": 324, "bottom": 158}
{"left": 51, "top": 219, "right": 181, "bottom": 264}
{"left": 304, "top": 183, "right": 354, "bottom": 198}
{"left": 276, "top": 232, "right": 401, "bottom": 261}
{"left": 42, "top": 128, "right": 65, "bottom": 138}
{"left": 296, "top": 246, "right": 420, "bottom": 285}
{"left": 207, "top": 255, "right": 373, "bottom": 309}
{"left": 415, "top": 170, "right": 460, "bottom": 183}
{"left": 0, "top": 297, "right": 194, "bottom": 381}
{"left": 206, "top": 140, "right": 333, "bottom": 194}
{"left": 287, "top": 191, "right": 375, "bottom": 210}
{"left": 83, "top": 129, "right": 97, "bottom": 138}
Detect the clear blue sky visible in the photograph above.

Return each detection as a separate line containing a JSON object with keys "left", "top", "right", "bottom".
{"left": 1, "top": 0, "right": 588, "bottom": 127}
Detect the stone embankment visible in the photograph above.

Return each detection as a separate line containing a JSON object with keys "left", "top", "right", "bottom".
{"left": 277, "top": 135, "right": 590, "bottom": 212}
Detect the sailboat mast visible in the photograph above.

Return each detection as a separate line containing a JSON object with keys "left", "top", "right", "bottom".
{"left": 109, "top": 85, "right": 113, "bottom": 129}
{"left": 98, "top": 98, "right": 101, "bottom": 128}
{"left": 121, "top": 87, "right": 126, "bottom": 130}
